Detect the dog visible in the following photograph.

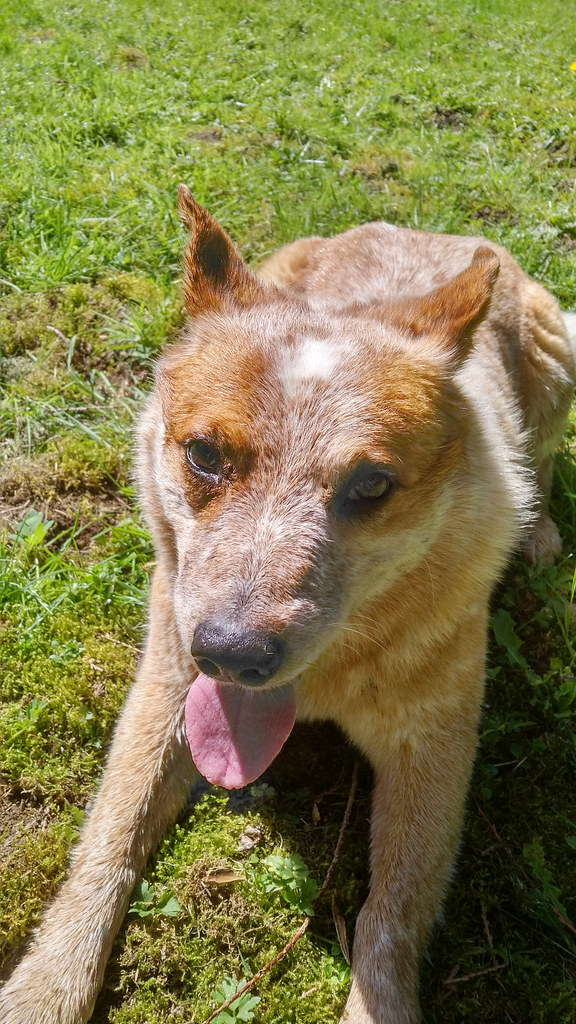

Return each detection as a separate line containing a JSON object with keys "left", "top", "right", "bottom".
{"left": 1, "top": 186, "right": 574, "bottom": 1024}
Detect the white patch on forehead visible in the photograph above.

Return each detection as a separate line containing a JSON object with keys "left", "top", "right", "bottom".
{"left": 280, "top": 336, "right": 341, "bottom": 398}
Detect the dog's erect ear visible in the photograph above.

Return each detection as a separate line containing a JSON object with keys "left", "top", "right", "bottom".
{"left": 177, "top": 185, "right": 266, "bottom": 315}
{"left": 383, "top": 247, "right": 500, "bottom": 365}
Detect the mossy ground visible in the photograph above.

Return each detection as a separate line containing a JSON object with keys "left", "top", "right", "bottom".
{"left": 1, "top": 0, "right": 575, "bottom": 1021}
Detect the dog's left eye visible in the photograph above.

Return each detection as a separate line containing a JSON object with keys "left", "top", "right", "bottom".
{"left": 331, "top": 465, "right": 395, "bottom": 519}
{"left": 348, "top": 471, "right": 391, "bottom": 502}
{"left": 185, "top": 439, "right": 222, "bottom": 478}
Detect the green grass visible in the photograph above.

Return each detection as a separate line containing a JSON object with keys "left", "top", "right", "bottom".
{"left": 0, "top": 0, "right": 575, "bottom": 1021}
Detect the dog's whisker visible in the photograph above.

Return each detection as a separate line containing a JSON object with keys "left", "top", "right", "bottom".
{"left": 325, "top": 621, "right": 389, "bottom": 652}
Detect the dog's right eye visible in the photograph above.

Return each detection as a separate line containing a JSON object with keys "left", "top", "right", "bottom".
{"left": 185, "top": 440, "right": 222, "bottom": 478}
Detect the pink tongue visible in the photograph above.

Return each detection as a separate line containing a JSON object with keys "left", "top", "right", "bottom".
{"left": 185, "top": 673, "right": 296, "bottom": 790}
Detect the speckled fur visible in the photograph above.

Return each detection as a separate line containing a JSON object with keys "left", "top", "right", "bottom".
{"left": 1, "top": 189, "right": 573, "bottom": 1024}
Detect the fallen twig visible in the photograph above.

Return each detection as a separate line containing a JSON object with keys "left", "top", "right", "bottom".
{"left": 551, "top": 904, "right": 576, "bottom": 937}
{"left": 316, "top": 761, "right": 359, "bottom": 903}
{"left": 98, "top": 631, "right": 139, "bottom": 652}
{"left": 46, "top": 324, "right": 71, "bottom": 344}
{"left": 444, "top": 963, "right": 506, "bottom": 986}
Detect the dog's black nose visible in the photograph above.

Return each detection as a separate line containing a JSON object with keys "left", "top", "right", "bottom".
{"left": 191, "top": 621, "right": 284, "bottom": 686}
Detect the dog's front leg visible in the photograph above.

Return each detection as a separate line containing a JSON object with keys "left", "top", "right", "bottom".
{"left": 0, "top": 565, "right": 196, "bottom": 1024}
{"left": 340, "top": 658, "right": 484, "bottom": 1024}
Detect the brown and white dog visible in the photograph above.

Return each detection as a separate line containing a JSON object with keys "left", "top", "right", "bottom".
{"left": 1, "top": 187, "right": 574, "bottom": 1023}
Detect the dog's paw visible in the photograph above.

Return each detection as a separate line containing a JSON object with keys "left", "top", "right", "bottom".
{"left": 522, "top": 513, "right": 563, "bottom": 565}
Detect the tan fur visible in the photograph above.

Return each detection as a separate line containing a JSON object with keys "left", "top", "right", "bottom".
{"left": 1, "top": 188, "right": 574, "bottom": 1024}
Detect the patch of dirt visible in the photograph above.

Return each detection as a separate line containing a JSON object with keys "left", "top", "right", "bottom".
{"left": 433, "top": 106, "right": 471, "bottom": 132}
{"left": 0, "top": 441, "right": 133, "bottom": 547}
{"left": 20, "top": 29, "right": 57, "bottom": 44}
{"left": 556, "top": 232, "right": 576, "bottom": 252}
{"left": 470, "top": 204, "right": 517, "bottom": 225}
{"left": 114, "top": 46, "right": 149, "bottom": 70}
{"left": 1, "top": 441, "right": 129, "bottom": 498}
{"left": 0, "top": 419, "right": 134, "bottom": 543}
{"left": 0, "top": 782, "right": 52, "bottom": 860}
{"left": 189, "top": 127, "right": 223, "bottom": 144}
{"left": 347, "top": 152, "right": 409, "bottom": 195}
{"left": 545, "top": 138, "right": 576, "bottom": 168}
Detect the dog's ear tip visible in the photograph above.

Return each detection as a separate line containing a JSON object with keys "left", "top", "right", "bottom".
{"left": 471, "top": 245, "right": 500, "bottom": 283}
{"left": 177, "top": 184, "right": 200, "bottom": 228}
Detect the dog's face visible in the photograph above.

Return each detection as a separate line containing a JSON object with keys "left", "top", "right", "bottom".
{"left": 139, "top": 189, "right": 499, "bottom": 691}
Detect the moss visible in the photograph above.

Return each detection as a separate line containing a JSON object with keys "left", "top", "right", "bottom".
{"left": 0, "top": 432, "right": 133, "bottom": 543}
{"left": 0, "top": 814, "right": 71, "bottom": 959}
{"left": 0, "top": 598, "right": 140, "bottom": 800}
{"left": 0, "top": 437, "right": 130, "bottom": 501}
{"left": 55, "top": 436, "right": 131, "bottom": 490}
{"left": 0, "top": 285, "right": 119, "bottom": 359}
{"left": 0, "top": 276, "right": 172, "bottom": 367}
{"left": 103, "top": 273, "right": 163, "bottom": 305}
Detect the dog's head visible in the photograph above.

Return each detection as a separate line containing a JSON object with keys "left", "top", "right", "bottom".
{"left": 141, "top": 188, "right": 502, "bottom": 684}
{"left": 137, "top": 189, "right": 502, "bottom": 785}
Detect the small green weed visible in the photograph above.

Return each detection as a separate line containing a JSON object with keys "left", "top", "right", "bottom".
{"left": 128, "top": 879, "right": 181, "bottom": 919}
{"left": 257, "top": 853, "right": 319, "bottom": 917}
{"left": 1, "top": 697, "right": 50, "bottom": 751}
{"left": 210, "top": 977, "right": 261, "bottom": 1023}
{"left": 13, "top": 507, "right": 54, "bottom": 550}
{"left": 522, "top": 838, "right": 576, "bottom": 946}
{"left": 16, "top": 696, "right": 48, "bottom": 724}
{"left": 61, "top": 804, "right": 85, "bottom": 845}
{"left": 324, "top": 946, "right": 351, "bottom": 988}
{"left": 490, "top": 607, "right": 528, "bottom": 670}
{"left": 48, "top": 638, "right": 85, "bottom": 664}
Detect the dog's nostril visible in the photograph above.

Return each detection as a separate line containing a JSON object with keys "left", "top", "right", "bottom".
{"left": 238, "top": 666, "right": 270, "bottom": 686}
{"left": 196, "top": 657, "right": 221, "bottom": 678}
